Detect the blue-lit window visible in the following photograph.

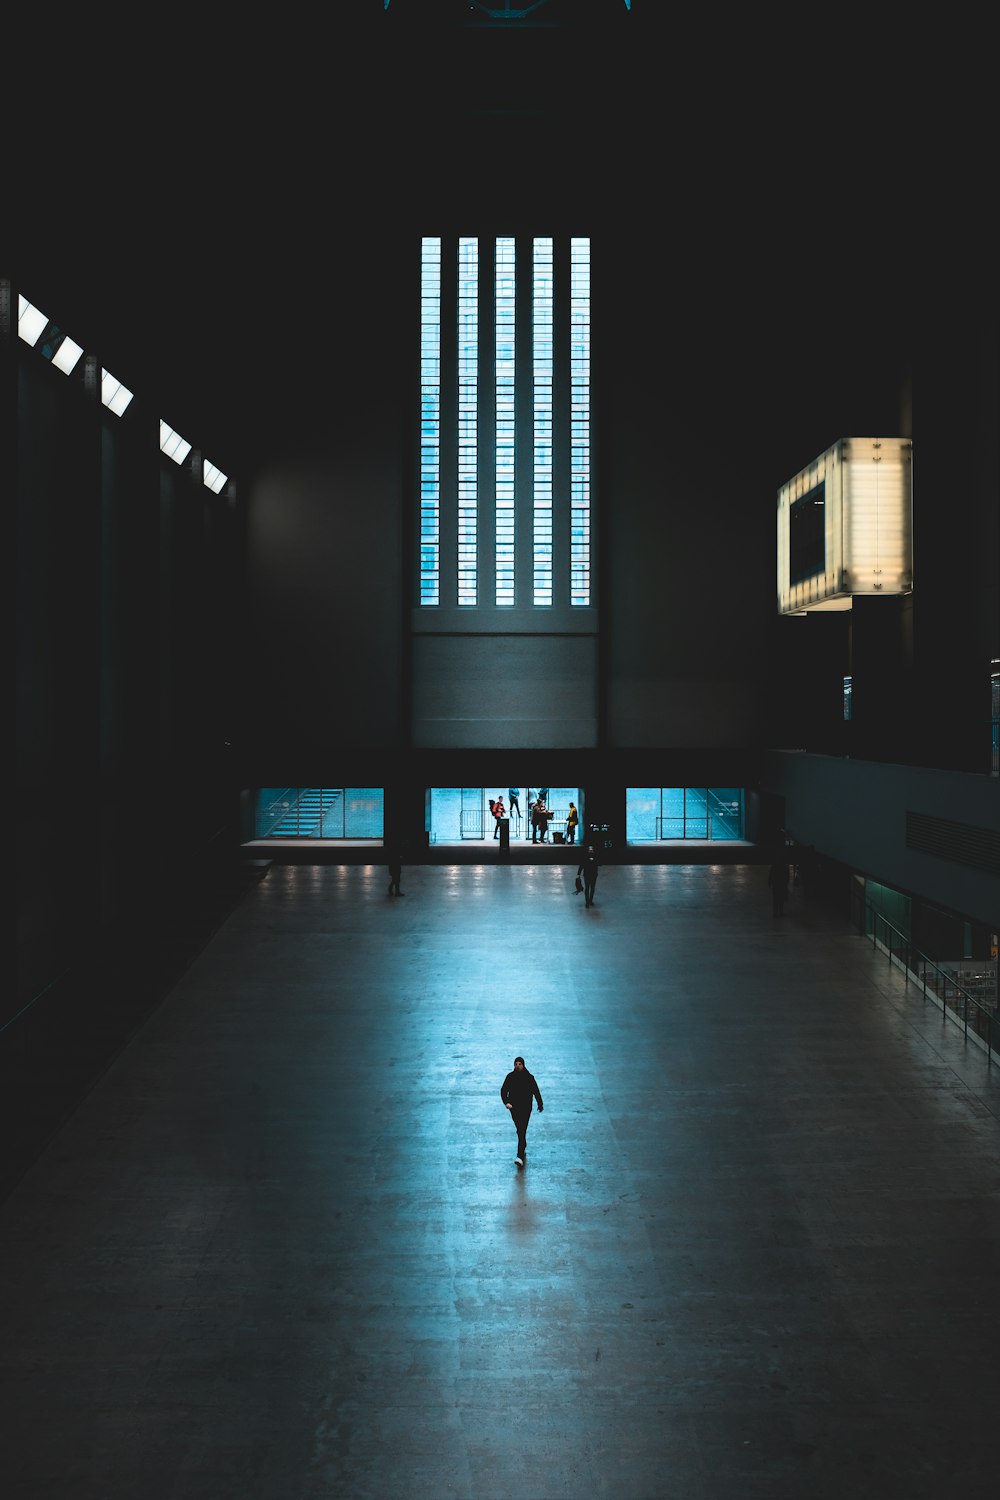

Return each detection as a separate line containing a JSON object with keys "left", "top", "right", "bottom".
{"left": 570, "top": 237, "right": 591, "bottom": 606}
{"left": 625, "top": 788, "right": 745, "bottom": 842}
{"left": 254, "top": 788, "right": 384, "bottom": 839}
{"left": 495, "top": 237, "right": 516, "bottom": 606}
{"left": 533, "top": 237, "right": 554, "bottom": 605}
{"left": 418, "top": 235, "right": 591, "bottom": 612}
{"left": 843, "top": 675, "right": 853, "bottom": 721}
{"left": 420, "top": 238, "right": 441, "bottom": 606}
{"left": 457, "top": 238, "right": 478, "bottom": 605}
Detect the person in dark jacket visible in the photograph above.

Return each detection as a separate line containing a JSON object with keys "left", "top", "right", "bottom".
{"left": 500, "top": 1055, "right": 544, "bottom": 1166}
{"left": 577, "top": 844, "right": 599, "bottom": 907}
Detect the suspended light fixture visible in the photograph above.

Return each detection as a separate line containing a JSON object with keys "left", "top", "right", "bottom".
{"left": 777, "top": 437, "right": 913, "bottom": 616}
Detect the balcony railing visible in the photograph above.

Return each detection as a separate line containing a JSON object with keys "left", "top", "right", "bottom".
{"left": 851, "top": 889, "right": 999, "bottom": 1064}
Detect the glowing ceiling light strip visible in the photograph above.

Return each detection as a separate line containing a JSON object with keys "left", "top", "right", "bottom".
{"left": 17, "top": 295, "right": 48, "bottom": 346}
{"left": 51, "top": 335, "right": 83, "bottom": 375}
{"left": 101, "top": 369, "right": 134, "bottom": 416}
{"left": 159, "top": 419, "right": 192, "bottom": 464}
{"left": 203, "top": 460, "right": 228, "bottom": 494}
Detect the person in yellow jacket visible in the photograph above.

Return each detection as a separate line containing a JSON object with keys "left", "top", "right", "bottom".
{"left": 566, "top": 801, "right": 579, "bottom": 844}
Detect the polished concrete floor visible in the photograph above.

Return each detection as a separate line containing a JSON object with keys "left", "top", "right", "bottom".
{"left": 2, "top": 860, "right": 999, "bottom": 1499}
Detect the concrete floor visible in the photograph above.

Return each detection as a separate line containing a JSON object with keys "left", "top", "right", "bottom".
{"left": 2, "top": 860, "right": 999, "bottom": 1499}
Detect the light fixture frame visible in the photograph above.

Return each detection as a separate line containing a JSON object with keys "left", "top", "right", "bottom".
{"left": 777, "top": 436, "right": 913, "bottom": 615}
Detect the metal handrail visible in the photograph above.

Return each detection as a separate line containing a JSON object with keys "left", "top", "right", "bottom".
{"left": 852, "top": 891, "right": 999, "bottom": 1064}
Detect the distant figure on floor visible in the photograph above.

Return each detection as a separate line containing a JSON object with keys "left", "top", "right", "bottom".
{"left": 768, "top": 855, "right": 789, "bottom": 916}
{"left": 577, "top": 844, "right": 599, "bottom": 907}
{"left": 387, "top": 844, "right": 403, "bottom": 896}
{"left": 500, "top": 1055, "right": 544, "bottom": 1167}
{"left": 508, "top": 787, "right": 521, "bottom": 822}
{"left": 566, "top": 801, "right": 579, "bottom": 844}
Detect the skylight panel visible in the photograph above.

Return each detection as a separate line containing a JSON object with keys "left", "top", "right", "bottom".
{"left": 160, "top": 420, "right": 192, "bottom": 464}
{"left": 203, "top": 460, "right": 228, "bottom": 494}
{"left": 17, "top": 295, "right": 48, "bottom": 346}
{"left": 101, "top": 369, "right": 134, "bottom": 416}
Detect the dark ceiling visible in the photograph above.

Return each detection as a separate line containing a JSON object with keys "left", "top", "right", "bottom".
{"left": 6, "top": 4, "right": 987, "bottom": 480}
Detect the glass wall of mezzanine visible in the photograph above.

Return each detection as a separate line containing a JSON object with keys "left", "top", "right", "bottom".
{"left": 255, "top": 788, "right": 384, "bottom": 839}
{"left": 426, "top": 787, "right": 583, "bottom": 844}
{"left": 626, "top": 788, "right": 745, "bottom": 843}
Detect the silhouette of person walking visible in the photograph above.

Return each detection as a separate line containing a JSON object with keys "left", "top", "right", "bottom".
{"left": 577, "top": 844, "right": 599, "bottom": 907}
{"left": 500, "top": 1055, "right": 544, "bottom": 1167}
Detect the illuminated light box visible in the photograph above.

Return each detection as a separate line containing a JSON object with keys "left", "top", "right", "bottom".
{"left": 777, "top": 436, "right": 913, "bottom": 615}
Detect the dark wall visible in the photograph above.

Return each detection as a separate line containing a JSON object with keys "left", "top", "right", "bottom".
{"left": 237, "top": 238, "right": 406, "bottom": 773}
{"left": 11, "top": 336, "right": 241, "bottom": 1018}
{"left": 236, "top": 224, "right": 997, "bottom": 771}
{"left": 240, "top": 443, "right": 403, "bottom": 766}
{"left": 15, "top": 357, "right": 103, "bottom": 1009}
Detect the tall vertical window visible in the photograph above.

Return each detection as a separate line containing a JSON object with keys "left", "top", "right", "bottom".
{"left": 495, "top": 237, "right": 516, "bottom": 606}
{"left": 418, "top": 235, "right": 591, "bottom": 613}
{"left": 570, "top": 237, "right": 591, "bottom": 606}
{"left": 420, "top": 238, "right": 441, "bottom": 606}
{"left": 533, "top": 237, "right": 554, "bottom": 606}
{"left": 457, "top": 238, "right": 478, "bottom": 605}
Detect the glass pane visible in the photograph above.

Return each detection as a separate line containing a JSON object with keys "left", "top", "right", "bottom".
{"left": 495, "top": 237, "right": 516, "bottom": 606}
{"left": 683, "top": 789, "right": 709, "bottom": 839}
{"left": 708, "top": 788, "right": 743, "bottom": 840}
{"left": 457, "top": 238, "right": 478, "bottom": 606}
{"left": 343, "top": 788, "right": 384, "bottom": 839}
{"left": 533, "top": 237, "right": 553, "bottom": 605}
{"left": 460, "top": 787, "right": 486, "bottom": 840}
{"left": 254, "top": 789, "right": 383, "bottom": 839}
{"left": 625, "top": 788, "right": 660, "bottom": 842}
{"left": 570, "top": 237, "right": 590, "bottom": 606}
{"left": 662, "top": 787, "right": 685, "bottom": 839}
{"left": 256, "top": 787, "right": 295, "bottom": 837}
{"left": 420, "top": 238, "right": 441, "bottom": 605}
